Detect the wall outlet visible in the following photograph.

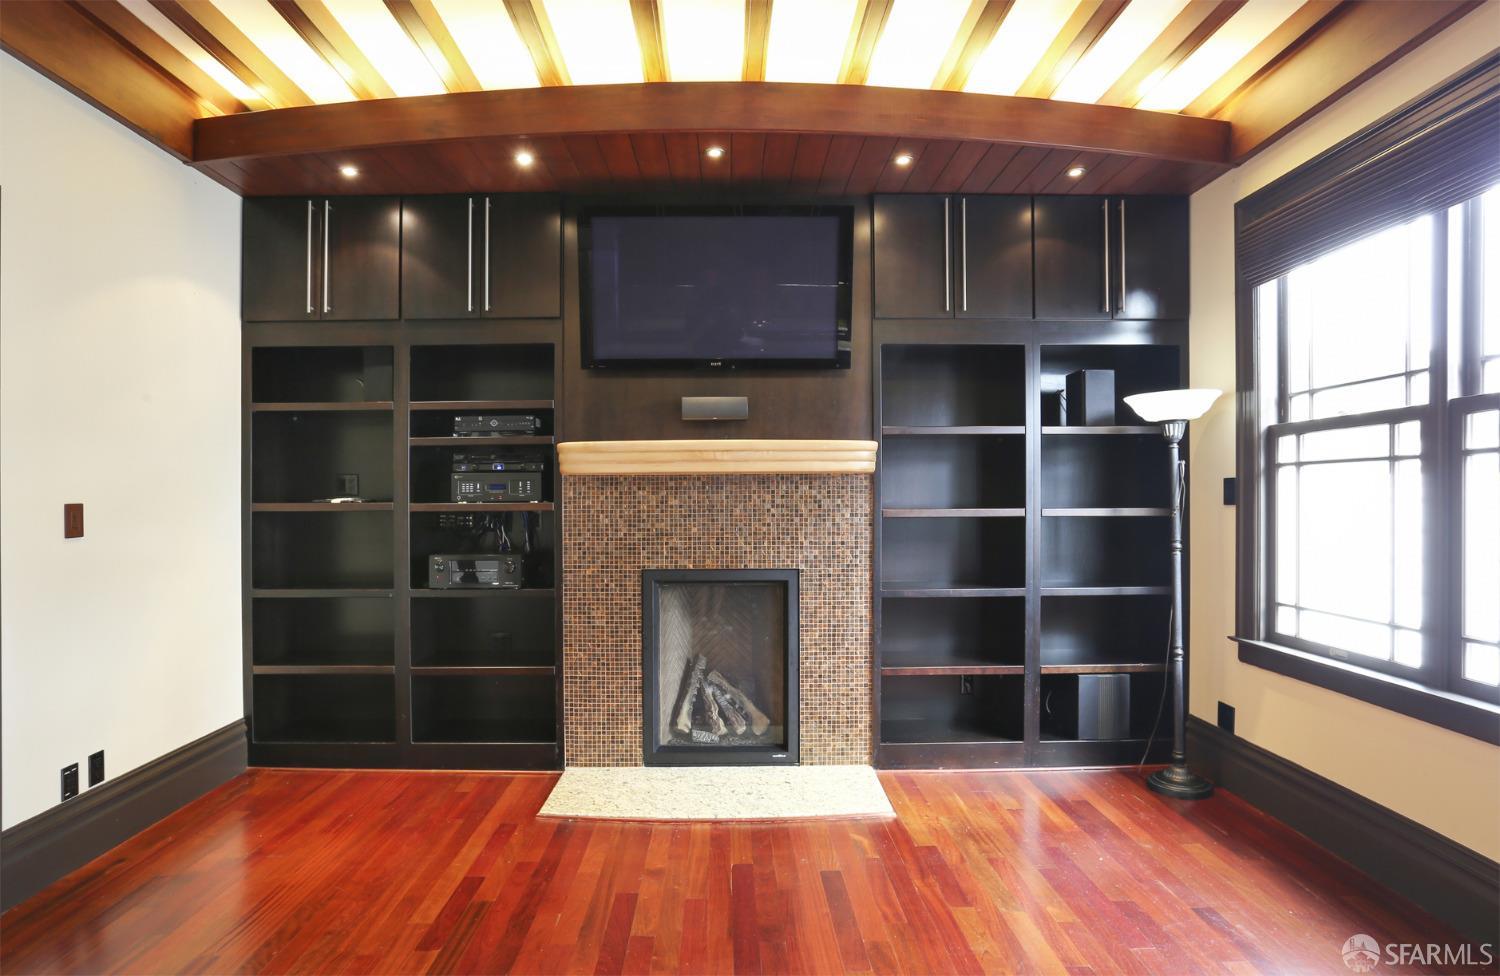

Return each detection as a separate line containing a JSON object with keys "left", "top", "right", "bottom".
{"left": 61, "top": 763, "right": 79, "bottom": 801}
{"left": 1222, "top": 477, "right": 1237, "bottom": 506}
{"left": 959, "top": 675, "right": 974, "bottom": 695}
{"left": 64, "top": 503, "right": 84, "bottom": 538}
{"left": 88, "top": 750, "right": 105, "bottom": 787}
{"left": 1217, "top": 701, "right": 1236, "bottom": 734}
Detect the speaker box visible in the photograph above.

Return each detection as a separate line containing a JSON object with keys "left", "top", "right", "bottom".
{"left": 1044, "top": 674, "right": 1131, "bottom": 740}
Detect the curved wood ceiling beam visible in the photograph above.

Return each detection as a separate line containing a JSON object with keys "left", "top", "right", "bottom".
{"left": 191, "top": 81, "right": 1231, "bottom": 165}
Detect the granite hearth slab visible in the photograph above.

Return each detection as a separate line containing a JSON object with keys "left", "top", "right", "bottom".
{"left": 537, "top": 766, "right": 895, "bottom": 821}
{"left": 558, "top": 439, "right": 877, "bottom": 475}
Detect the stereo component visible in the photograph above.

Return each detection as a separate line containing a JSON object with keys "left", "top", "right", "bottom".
{"left": 1061, "top": 370, "right": 1116, "bottom": 426}
{"left": 1044, "top": 674, "right": 1131, "bottom": 740}
{"left": 428, "top": 554, "right": 524, "bottom": 589}
{"left": 450, "top": 473, "right": 543, "bottom": 503}
{"left": 451, "top": 453, "right": 545, "bottom": 473}
{"left": 681, "top": 396, "right": 750, "bottom": 421}
{"left": 452, "top": 414, "right": 542, "bottom": 436}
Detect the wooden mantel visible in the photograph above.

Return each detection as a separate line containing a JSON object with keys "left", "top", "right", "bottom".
{"left": 558, "top": 440, "right": 877, "bottom": 476}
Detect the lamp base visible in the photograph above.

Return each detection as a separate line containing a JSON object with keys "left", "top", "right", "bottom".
{"left": 1147, "top": 764, "right": 1214, "bottom": 800}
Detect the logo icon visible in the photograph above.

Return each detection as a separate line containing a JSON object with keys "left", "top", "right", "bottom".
{"left": 1343, "top": 934, "right": 1381, "bottom": 972}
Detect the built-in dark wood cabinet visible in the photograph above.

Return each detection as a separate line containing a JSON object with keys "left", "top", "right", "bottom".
{"left": 873, "top": 194, "right": 1034, "bottom": 320}
{"left": 402, "top": 193, "right": 561, "bottom": 319}
{"left": 1034, "top": 195, "right": 1187, "bottom": 321}
{"left": 242, "top": 197, "right": 400, "bottom": 322}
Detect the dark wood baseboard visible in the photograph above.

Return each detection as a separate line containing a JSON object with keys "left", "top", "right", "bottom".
{"left": 1187, "top": 715, "right": 1499, "bottom": 943}
{"left": 0, "top": 720, "right": 247, "bottom": 912}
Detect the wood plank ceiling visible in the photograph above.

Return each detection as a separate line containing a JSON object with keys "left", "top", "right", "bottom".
{"left": 0, "top": 0, "right": 1484, "bottom": 197}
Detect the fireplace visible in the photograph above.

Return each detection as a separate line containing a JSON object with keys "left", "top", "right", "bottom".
{"left": 641, "top": 569, "right": 799, "bottom": 766}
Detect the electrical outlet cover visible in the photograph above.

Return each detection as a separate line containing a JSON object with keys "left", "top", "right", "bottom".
{"left": 88, "top": 750, "right": 105, "bottom": 787}
{"left": 61, "top": 763, "right": 79, "bottom": 801}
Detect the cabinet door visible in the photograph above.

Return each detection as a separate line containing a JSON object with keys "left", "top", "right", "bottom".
{"left": 402, "top": 195, "right": 478, "bottom": 319}
{"left": 1034, "top": 195, "right": 1110, "bottom": 320}
{"left": 243, "top": 198, "right": 317, "bottom": 321}
{"left": 321, "top": 196, "right": 400, "bottom": 321}
{"left": 1115, "top": 196, "right": 1188, "bottom": 320}
{"left": 483, "top": 194, "right": 561, "bottom": 318}
{"left": 957, "top": 195, "right": 1033, "bottom": 318}
{"left": 873, "top": 195, "right": 953, "bottom": 319}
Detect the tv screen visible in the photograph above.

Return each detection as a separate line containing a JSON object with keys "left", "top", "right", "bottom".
{"left": 581, "top": 210, "right": 852, "bottom": 368}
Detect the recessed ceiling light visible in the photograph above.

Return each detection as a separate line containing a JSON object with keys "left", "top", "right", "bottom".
{"left": 339, "top": 164, "right": 360, "bottom": 178}
{"left": 893, "top": 153, "right": 914, "bottom": 167}
{"left": 705, "top": 146, "right": 726, "bottom": 160}
{"left": 1067, "top": 165, "right": 1087, "bottom": 178}
{"left": 515, "top": 150, "right": 535, "bottom": 167}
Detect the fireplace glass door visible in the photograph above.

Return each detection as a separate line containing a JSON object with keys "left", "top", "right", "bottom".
{"left": 642, "top": 570, "right": 799, "bottom": 765}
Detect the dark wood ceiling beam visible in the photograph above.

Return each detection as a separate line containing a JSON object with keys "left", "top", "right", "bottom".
{"left": 630, "top": 0, "right": 669, "bottom": 83}
{"left": 742, "top": 0, "right": 772, "bottom": 81}
{"left": 933, "top": 0, "right": 1015, "bottom": 91}
{"left": 1100, "top": 0, "right": 1246, "bottom": 107}
{"left": 1216, "top": 0, "right": 1483, "bottom": 161}
{"left": 1016, "top": 0, "right": 1128, "bottom": 100}
{"left": 837, "top": 0, "right": 894, "bottom": 86}
{"left": 503, "top": 0, "right": 570, "bottom": 87}
{"left": 1182, "top": 0, "right": 1342, "bottom": 117}
{"left": 271, "top": 0, "right": 395, "bottom": 100}
{"left": 385, "top": 0, "right": 481, "bottom": 93}
{"left": 193, "top": 82, "right": 1232, "bottom": 165}
{"left": 149, "top": 0, "right": 314, "bottom": 108}
{"left": 76, "top": 0, "right": 248, "bottom": 115}
{"left": 0, "top": 0, "right": 201, "bottom": 157}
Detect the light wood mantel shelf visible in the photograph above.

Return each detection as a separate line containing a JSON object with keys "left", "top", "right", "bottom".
{"left": 558, "top": 440, "right": 877, "bottom": 476}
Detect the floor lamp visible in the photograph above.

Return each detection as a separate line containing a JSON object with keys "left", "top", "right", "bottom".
{"left": 1123, "top": 388, "right": 1221, "bottom": 801}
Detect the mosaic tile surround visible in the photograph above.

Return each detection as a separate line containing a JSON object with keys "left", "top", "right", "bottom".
{"left": 562, "top": 474, "right": 873, "bottom": 766}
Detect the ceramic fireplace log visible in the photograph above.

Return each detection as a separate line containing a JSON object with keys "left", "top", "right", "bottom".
{"left": 672, "top": 655, "right": 709, "bottom": 735}
{"left": 706, "top": 671, "right": 771, "bottom": 736}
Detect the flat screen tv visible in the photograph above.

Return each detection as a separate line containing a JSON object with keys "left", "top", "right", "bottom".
{"left": 580, "top": 207, "right": 853, "bottom": 369}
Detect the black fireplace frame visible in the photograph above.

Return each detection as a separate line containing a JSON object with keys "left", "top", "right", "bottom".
{"left": 640, "top": 568, "right": 800, "bottom": 766}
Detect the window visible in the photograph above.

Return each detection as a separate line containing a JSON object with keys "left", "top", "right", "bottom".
{"left": 1253, "top": 188, "right": 1500, "bottom": 705}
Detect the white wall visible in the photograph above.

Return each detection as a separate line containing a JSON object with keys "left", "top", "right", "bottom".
{"left": 0, "top": 54, "right": 242, "bottom": 830}
{"left": 1188, "top": 12, "right": 1500, "bottom": 860}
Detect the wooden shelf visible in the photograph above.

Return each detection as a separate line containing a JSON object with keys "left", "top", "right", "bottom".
{"left": 1040, "top": 662, "right": 1165, "bottom": 675}
{"left": 251, "top": 588, "right": 394, "bottom": 599}
{"left": 884, "top": 508, "right": 1024, "bottom": 518}
{"left": 410, "top": 502, "right": 554, "bottom": 513}
{"left": 1040, "top": 586, "right": 1172, "bottom": 597}
{"left": 1042, "top": 425, "right": 1157, "bottom": 436}
{"left": 252, "top": 665, "right": 394, "bottom": 676}
{"left": 883, "top": 425, "right": 1024, "bottom": 436}
{"left": 412, "top": 665, "right": 556, "bottom": 677}
{"left": 251, "top": 401, "right": 394, "bottom": 412}
{"left": 410, "top": 587, "right": 556, "bottom": 598}
{"left": 410, "top": 435, "right": 555, "bottom": 447}
{"left": 410, "top": 400, "right": 554, "bottom": 411}
{"left": 882, "top": 656, "right": 1023, "bottom": 676}
{"left": 882, "top": 584, "right": 1026, "bottom": 598}
{"left": 1041, "top": 507, "right": 1170, "bottom": 517}
{"left": 251, "top": 502, "right": 394, "bottom": 512}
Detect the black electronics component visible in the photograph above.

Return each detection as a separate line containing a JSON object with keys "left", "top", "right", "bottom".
{"left": 451, "top": 453, "right": 546, "bottom": 473}
{"left": 1045, "top": 674, "right": 1131, "bottom": 740}
{"left": 428, "top": 553, "right": 524, "bottom": 589}
{"left": 1062, "top": 369, "right": 1116, "bottom": 426}
{"left": 452, "top": 414, "right": 542, "bottom": 436}
{"left": 451, "top": 472, "right": 543, "bottom": 503}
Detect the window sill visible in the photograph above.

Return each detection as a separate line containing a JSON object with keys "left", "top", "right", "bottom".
{"left": 1234, "top": 638, "right": 1500, "bottom": 746}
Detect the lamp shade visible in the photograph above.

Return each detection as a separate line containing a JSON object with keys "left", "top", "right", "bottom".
{"left": 1124, "top": 388, "right": 1221, "bottom": 423}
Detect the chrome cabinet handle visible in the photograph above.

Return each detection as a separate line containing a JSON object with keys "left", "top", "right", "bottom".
{"left": 960, "top": 197, "right": 968, "bottom": 312}
{"left": 1118, "top": 198, "right": 1127, "bottom": 312}
{"left": 1101, "top": 198, "right": 1110, "bottom": 314}
{"left": 484, "top": 197, "right": 492, "bottom": 312}
{"left": 305, "top": 200, "right": 314, "bottom": 316}
{"left": 467, "top": 197, "right": 474, "bottom": 313}
{"left": 322, "top": 200, "right": 331, "bottom": 314}
{"left": 943, "top": 197, "right": 952, "bottom": 312}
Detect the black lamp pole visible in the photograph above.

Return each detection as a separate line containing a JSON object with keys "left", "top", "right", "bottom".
{"left": 1146, "top": 419, "right": 1214, "bottom": 800}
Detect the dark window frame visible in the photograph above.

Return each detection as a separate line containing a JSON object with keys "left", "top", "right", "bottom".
{"left": 1233, "top": 56, "right": 1500, "bottom": 744}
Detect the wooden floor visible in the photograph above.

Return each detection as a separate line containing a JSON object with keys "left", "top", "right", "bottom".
{"left": 0, "top": 767, "right": 1480, "bottom": 975}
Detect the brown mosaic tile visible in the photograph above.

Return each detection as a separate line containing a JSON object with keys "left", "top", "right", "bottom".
{"left": 562, "top": 474, "right": 873, "bottom": 766}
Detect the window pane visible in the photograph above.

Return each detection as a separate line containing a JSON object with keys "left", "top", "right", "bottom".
{"left": 1394, "top": 459, "right": 1423, "bottom": 630}
{"left": 1311, "top": 376, "right": 1408, "bottom": 418}
{"left": 1467, "top": 409, "right": 1499, "bottom": 450}
{"left": 1466, "top": 643, "right": 1500, "bottom": 686}
{"left": 1276, "top": 466, "right": 1297, "bottom": 605}
{"left": 1277, "top": 434, "right": 1298, "bottom": 463}
{"left": 1299, "top": 460, "right": 1392, "bottom": 626}
{"left": 1301, "top": 610, "right": 1392, "bottom": 661}
{"left": 1395, "top": 421, "right": 1421, "bottom": 456}
{"left": 1485, "top": 358, "right": 1500, "bottom": 394}
{"left": 1275, "top": 604, "right": 1298, "bottom": 636}
{"left": 1301, "top": 424, "right": 1389, "bottom": 462}
{"left": 1483, "top": 187, "right": 1500, "bottom": 360}
{"left": 1394, "top": 629, "right": 1423, "bottom": 669}
{"left": 1286, "top": 216, "right": 1432, "bottom": 396}
{"left": 1464, "top": 450, "right": 1498, "bottom": 644}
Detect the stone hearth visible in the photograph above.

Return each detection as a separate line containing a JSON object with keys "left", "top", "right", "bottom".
{"left": 559, "top": 440, "right": 875, "bottom": 767}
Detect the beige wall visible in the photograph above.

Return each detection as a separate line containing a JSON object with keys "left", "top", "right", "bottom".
{"left": 0, "top": 54, "right": 243, "bottom": 829}
{"left": 1188, "top": 11, "right": 1500, "bottom": 860}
